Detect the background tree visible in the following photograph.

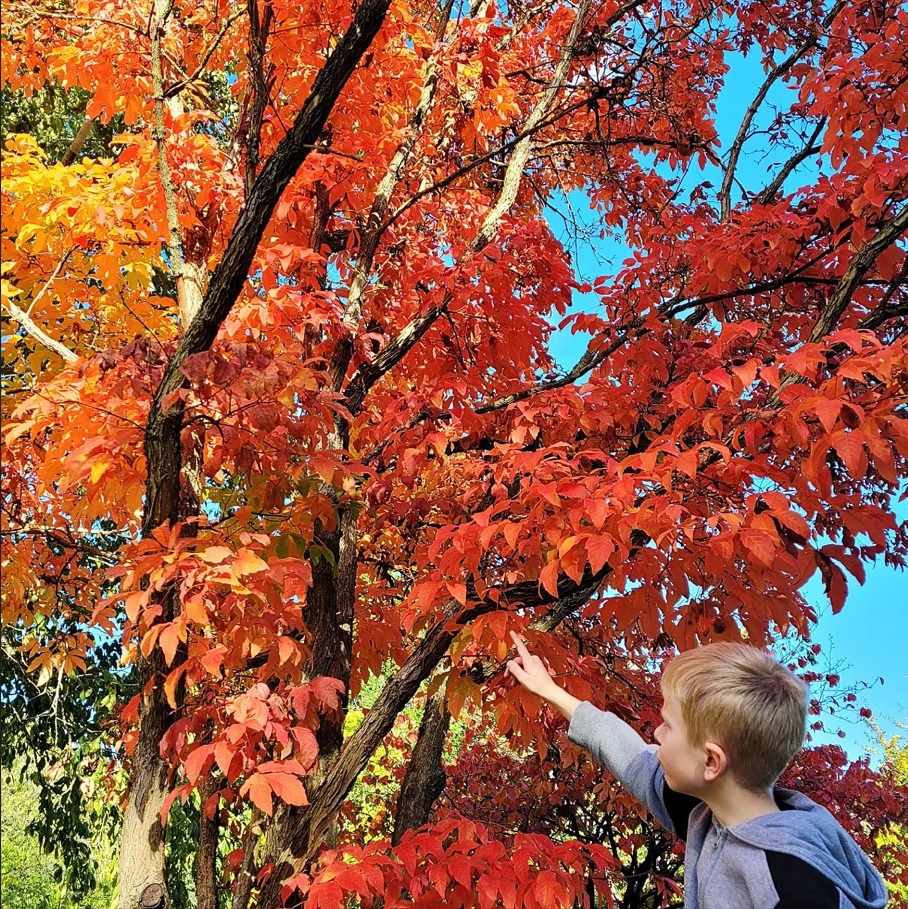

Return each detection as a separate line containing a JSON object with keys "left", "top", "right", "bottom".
{"left": 0, "top": 764, "right": 116, "bottom": 909}
{"left": 868, "top": 720, "right": 908, "bottom": 902}
{"left": 2, "top": 0, "right": 906, "bottom": 905}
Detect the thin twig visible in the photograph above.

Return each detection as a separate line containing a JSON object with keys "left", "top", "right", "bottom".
{"left": 24, "top": 248, "right": 75, "bottom": 318}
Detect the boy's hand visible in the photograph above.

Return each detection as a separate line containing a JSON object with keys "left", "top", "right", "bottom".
{"left": 505, "top": 631, "right": 558, "bottom": 699}
{"left": 505, "top": 632, "right": 581, "bottom": 720}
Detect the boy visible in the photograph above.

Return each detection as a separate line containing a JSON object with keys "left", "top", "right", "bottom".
{"left": 505, "top": 632, "right": 888, "bottom": 909}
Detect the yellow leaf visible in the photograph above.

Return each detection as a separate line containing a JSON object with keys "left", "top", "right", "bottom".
{"left": 1, "top": 278, "right": 22, "bottom": 298}
{"left": 233, "top": 549, "right": 269, "bottom": 576}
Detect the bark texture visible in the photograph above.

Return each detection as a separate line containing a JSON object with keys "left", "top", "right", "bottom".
{"left": 392, "top": 681, "right": 451, "bottom": 845}
{"left": 195, "top": 777, "right": 220, "bottom": 909}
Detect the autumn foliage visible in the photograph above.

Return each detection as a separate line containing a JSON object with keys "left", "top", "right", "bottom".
{"left": 2, "top": 0, "right": 907, "bottom": 904}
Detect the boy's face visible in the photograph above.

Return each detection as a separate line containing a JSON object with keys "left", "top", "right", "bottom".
{"left": 654, "top": 695, "right": 714, "bottom": 797}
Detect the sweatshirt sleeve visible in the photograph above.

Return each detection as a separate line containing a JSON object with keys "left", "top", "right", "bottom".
{"left": 567, "top": 701, "right": 695, "bottom": 838}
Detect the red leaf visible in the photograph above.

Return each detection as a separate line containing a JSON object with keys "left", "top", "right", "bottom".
{"left": 242, "top": 773, "right": 273, "bottom": 815}
{"left": 396, "top": 841, "right": 418, "bottom": 878}
{"left": 813, "top": 398, "right": 842, "bottom": 433}
{"left": 203, "top": 791, "right": 220, "bottom": 821}
{"left": 533, "top": 870, "right": 571, "bottom": 908}
{"left": 308, "top": 881, "right": 344, "bottom": 909}
{"left": 159, "top": 783, "right": 191, "bottom": 825}
{"left": 290, "top": 727, "right": 320, "bottom": 771}
{"left": 184, "top": 744, "right": 216, "bottom": 785}
{"left": 830, "top": 431, "right": 865, "bottom": 477}
{"left": 309, "top": 677, "right": 345, "bottom": 711}
{"left": 214, "top": 741, "right": 235, "bottom": 778}
{"left": 263, "top": 771, "right": 308, "bottom": 806}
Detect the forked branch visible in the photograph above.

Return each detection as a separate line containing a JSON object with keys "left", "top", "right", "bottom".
{"left": 342, "top": 0, "right": 594, "bottom": 413}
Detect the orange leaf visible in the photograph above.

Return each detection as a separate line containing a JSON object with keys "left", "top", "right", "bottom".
{"left": 586, "top": 535, "right": 614, "bottom": 575}
{"left": 200, "top": 545, "right": 233, "bottom": 563}
{"left": 164, "top": 665, "right": 188, "bottom": 708}
{"left": 159, "top": 622, "right": 181, "bottom": 666}
{"left": 184, "top": 744, "right": 216, "bottom": 785}
{"left": 263, "top": 771, "right": 308, "bottom": 806}
{"left": 233, "top": 549, "right": 270, "bottom": 576}
{"left": 242, "top": 773, "right": 274, "bottom": 815}
{"left": 200, "top": 647, "right": 226, "bottom": 678}
{"left": 813, "top": 398, "right": 842, "bottom": 433}
{"left": 539, "top": 560, "right": 560, "bottom": 598}
{"left": 740, "top": 529, "right": 777, "bottom": 567}
{"left": 183, "top": 594, "right": 209, "bottom": 626}
{"left": 447, "top": 581, "right": 467, "bottom": 606}
{"left": 277, "top": 636, "right": 297, "bottom": 665}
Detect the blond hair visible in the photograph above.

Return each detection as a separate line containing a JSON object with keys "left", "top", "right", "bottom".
{"left": 661, "top": 643, "right": 808, "bottom": 791}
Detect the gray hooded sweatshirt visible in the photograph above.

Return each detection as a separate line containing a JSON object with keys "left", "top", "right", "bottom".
{"left": 568, "top": 702, "right": 889, "bottom": 909}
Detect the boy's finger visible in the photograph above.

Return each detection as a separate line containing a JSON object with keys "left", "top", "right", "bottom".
{"left": 509, "top": 630, "right": 532, "bottom": 658}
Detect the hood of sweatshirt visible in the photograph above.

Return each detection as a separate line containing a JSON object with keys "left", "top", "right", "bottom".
{"left": 727, "top": 788, "right": 888, "bottom": 909}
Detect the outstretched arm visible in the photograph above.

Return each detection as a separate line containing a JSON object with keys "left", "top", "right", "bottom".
{"left": 505, "top": 631, "right": 699, "bottom": 840}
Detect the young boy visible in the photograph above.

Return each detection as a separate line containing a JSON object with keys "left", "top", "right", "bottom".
{"left": 505, "top": 632, "right": 888, "bottom": 909}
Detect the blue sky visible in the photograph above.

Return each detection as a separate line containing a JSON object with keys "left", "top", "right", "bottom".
{"left": 544, "top": 49, "right": 907, "bottom": 762}
{"left": 804, "top": 539, "right": 907, "bottom": 758}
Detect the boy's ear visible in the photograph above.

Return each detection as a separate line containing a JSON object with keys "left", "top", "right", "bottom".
{"left": 702, "top": 741, "right": 728, "bottom": 782}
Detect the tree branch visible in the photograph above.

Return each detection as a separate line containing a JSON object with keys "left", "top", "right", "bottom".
{"left": 807, "top": 205, "right": 908, "bottom": 343}
{"left": 61, "top": 119, "right": 95, "bottom": 166}
{"left": 377, "top": 94, "right": 593, "bottom": 236}
{"left": 859, "top": 255, "right": 908, "bottom": 331}
{"left": 327, "top": 0, "right": 460, "bottom": 391}
{"left": 755, "top": 118, "right": 825, "bottom": 205}
{"left": 147, "top": 0, "right": 393, "bottom": 431}
{"left": 150, "top": 0, "right": 202, "bottom": 329}
{"left": 243, "top": 0, "right": 274, "bottom": 198}
{"left": 342, "top": 0, "right": 593, "bottom": 414}
{"left": 162, "top": 11, "right": 246, "bottom": 99}
{"left": 719, "top": 2, "right": 843, "bottom": 219}
{"left": 2, "top": 298, "right": 79, "bottom": 364}
{"left": 255, "top": 558, "right": 613, "bottom": 902}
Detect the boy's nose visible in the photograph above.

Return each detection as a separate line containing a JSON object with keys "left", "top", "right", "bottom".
{"left": 654, "top": 724, "right": 664, "bottom": 745}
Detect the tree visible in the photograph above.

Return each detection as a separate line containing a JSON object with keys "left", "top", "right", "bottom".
{"left": 2, "top": 0, "right": 907, "bottom": 904}
{"left": 868, "top": 720, "right": 908, "bottom": 901}
{"left": 0, "top": 765, "right": 116, "bottom": 909}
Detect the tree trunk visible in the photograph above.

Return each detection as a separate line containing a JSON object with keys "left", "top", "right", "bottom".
{"left": 118, "top": 402, "right": 184, "bottom": 908}
{"left": 117, "top": 685, "right": 171, "bottom": 909}
{"left": 116, "top": 1, "right": 392, "bottom": 902}
{"left": 195, "top": 776, "right": 220, "bottom": 909}
{"left": 392, "top": 679, "right": 451, "bottom": 845}
{"left": 252, "top": 506, "right": 359, "bottom": 909}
